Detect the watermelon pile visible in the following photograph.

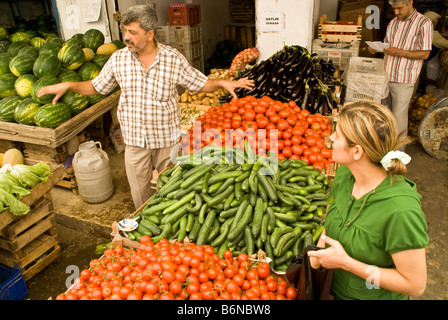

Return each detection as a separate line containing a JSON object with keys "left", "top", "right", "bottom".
{"left": 0, "top": 24, "right": 123, "bottom": 128}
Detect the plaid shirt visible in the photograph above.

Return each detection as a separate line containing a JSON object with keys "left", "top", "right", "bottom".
{"left": 384, "top": 9, "right": 433, "bottom": 84}
{"left": 92, "top": 42, "right": 208, "bottom": 149}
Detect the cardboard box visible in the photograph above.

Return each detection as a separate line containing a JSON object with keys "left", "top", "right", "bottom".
{"left": 339, "top": 0, "right": 384, "bottom": 23}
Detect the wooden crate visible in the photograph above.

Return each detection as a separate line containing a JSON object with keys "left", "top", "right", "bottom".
{"left": 22, "top": 131, "right": 89, "bottom": 164}
{"left": 225, "top": 26, "right": 255, "bottom": 48}
{"left": 318, "top": 14, "right": 362, "bottom": 43}
{"left": 0, "top": 195, "right": 61, "bottom": 281}
{"left": 0, "top": 160, "right": 64, "bottom": 232}
{"left": 56, "top": 166, "right": 78, "bottom": 195}
{"left": 0, "top": 90, "right": 120, "bottom": 149}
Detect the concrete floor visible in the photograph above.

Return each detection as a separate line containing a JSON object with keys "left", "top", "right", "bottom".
{"left": 22, "top": 141, "right": 448, "bottom": 300}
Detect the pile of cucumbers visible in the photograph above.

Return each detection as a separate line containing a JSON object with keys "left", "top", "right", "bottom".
{"left": 125, "top": 143, "right": 332, "bottom": 271}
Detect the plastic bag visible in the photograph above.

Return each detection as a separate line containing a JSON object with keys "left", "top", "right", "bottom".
{"left": 426, "top": 55, "right": 441, "bottom": 81}
{"left": 109, "top": 124, "right": 125, "bottom": 153}
{"left": 285, "top": 245, "right": 334, "bottom": 300}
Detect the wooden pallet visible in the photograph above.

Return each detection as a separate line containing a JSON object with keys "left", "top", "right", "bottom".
{"left": 318, "top": 14, "right": 362, "bottom": 43}
{"left": 0, "top": 160, "right": 64, "bottom": 232}
{"left": 0, "top": 196, "right": 61, "bottom": 281}
{"left": 56, "top": 166, "right": 78, "bottom": 195}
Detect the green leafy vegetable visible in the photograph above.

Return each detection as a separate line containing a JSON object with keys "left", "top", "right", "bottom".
{"left": 0, "top": 188, "right": 30, "bottom": 216}
{"left": 0, "top": 162, "right": 50, "bottom": 188}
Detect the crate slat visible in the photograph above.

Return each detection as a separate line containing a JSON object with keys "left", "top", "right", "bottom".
{"left": 0, "top": 91, "right": 120, "bottom": 148}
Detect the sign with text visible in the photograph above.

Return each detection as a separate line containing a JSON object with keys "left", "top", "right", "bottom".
{"left": 258, "top": 12, "right": 284, "bottom": 32}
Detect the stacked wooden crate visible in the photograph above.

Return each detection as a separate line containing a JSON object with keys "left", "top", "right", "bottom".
{"left": 318, "top": 14, "right": 362, "bottom": 43}
{"left": 0, "top": 160, "right": 64, "bottom": 281}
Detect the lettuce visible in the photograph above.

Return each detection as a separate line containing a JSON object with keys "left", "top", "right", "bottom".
{"left": 0, "top": 172, "right": 30, "bottom": 198}
{"left": 0, "top": 188, "right": 30, "bottom": 216}
{"left": 0, "top": 162, "right": 51, "bottom": 188}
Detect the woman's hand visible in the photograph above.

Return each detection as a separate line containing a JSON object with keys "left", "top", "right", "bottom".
{"left": 307, "top": 234, "right": 352, "bottom": 270}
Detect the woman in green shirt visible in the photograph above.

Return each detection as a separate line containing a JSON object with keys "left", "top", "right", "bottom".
{"left": 308, "top": 100, "right": 429, "bottom": 300}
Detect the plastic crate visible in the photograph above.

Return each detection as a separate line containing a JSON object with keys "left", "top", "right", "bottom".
{"left": 156, "top": 25, "right": 170, "bottom": 45}
{"left": 312, "top": 39, "right": 359, "bottom": 72}
{"left": 344, "top": 57, "right": 389, "bottom": 103}
{"left": 168, "top": 4, "right": 201, "bottom": 26}
{"left": 0, "top": 265, "right": 28, "bottom": 300}
{"left": 169, "top": 24, "right": 202, "bottom": 44}
{"left": 171, "top": 41, "right": 203, "bottom": 63}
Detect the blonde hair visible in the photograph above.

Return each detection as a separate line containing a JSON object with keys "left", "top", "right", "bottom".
{"left": 338, "top": 100, "right": 412, "bottom": 176}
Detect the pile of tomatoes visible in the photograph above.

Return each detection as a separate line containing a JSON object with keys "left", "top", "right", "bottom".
{"left": 56, "top": 236, "right": 297, "bottom": 300}
{"left": 180, "top": 95, "right": 334, "bottom": 171}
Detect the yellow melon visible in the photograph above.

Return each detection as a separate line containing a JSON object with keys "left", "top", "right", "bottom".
{"left": 96, "top": 43, "right": 118, "bottom": 55}
{"left": 0, "top": 153, "right": 3, "bottom": 168}
{"left": 82, "top": 48, "right": 95, "bottom": 62}
{"left": 2, "top": 148, "right": 24, "bottom": 166}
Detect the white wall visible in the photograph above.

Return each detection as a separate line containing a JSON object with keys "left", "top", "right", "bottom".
{"left": 54, "top": 0, "right": 112, "bottom": 41}
{"left": 255, "top": 0, "right": 320, "bottom": 61}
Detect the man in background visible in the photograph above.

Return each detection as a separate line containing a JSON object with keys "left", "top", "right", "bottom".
{"left": 369, "top": 0, "right": 432, "bottom": 144}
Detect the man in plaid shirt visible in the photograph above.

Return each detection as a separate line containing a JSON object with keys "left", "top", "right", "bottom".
{"left": 38, "top": 5, "right": 254, "bottom": 209}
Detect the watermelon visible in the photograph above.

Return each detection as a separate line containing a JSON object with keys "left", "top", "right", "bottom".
{"left": 0, "top": 73, "right": 17, "bottom": 98}
{"left": 0, "top": 26, "right": 7, "bottom": 41}
{"left": 78, "top": 62, "right": 101, "bottom": 81}
{"left": 112, "top": 40, "right": 126, "bottom": 49}
{"left": 57, "top": 45, "right": 85, "bottom": 70}
{"left": 71, "top": 33, "right": 84, "bottom": 43}
{"left": 61, "top": 90, "right": 90, "bottom": 114}
{"left": 25, "top": 29, "right": 42, "bottom": 40}
{"left": 15, "top": 74, "right": 38, "bottom": 99}
{"left": 88, "top": 93, "right": 106, "bottom": 105}
{"left": 7, "top": 41, "right": 31, "bottom": 57}
{"left": 58, "top": 69, "right": 82, "bottom": 82}
{"left": 82, "top": 29, "right": 105, "bottom": 52}
{"left": 45, "top": 37, "right": 64, "bottom": 46}
{"left": 0, "top": 96, "right": 22, "bottom": 122}
{"left": 34, "top": 102, "right": 72, "bottom": 128}
{"left": 26, "top": 30, "right": 42, "bottom": 39}
{"left": 39, "top": 41, "right": 61, "bottom": 56}
{"left": 31, "top": 75, "right": 60, "bottom": 104}
{"left": 9, "top": 54, "right": 36, "bottom": 77}
{"left": 92, "top": 54, "right": 110, "bottom": 69}
{"left": 9, "top": 32, "right": 30, "bottom": 44}
{"left": 0, "top": 53, "right": 13, "bottom": 75}
{"left": 62, "top": 38, "right": 82, "bottom": 48}
{"left": 14, "top": 97, "right": 41, "bottom": 125}
{"left": 0, "top": 40, "right": 10, "bottom": 53}
{"left": 33, "top": 54, "right": 61, "bottom": 78}
{"left": 17, "top": 46, "right": 39, "bottom": 59}
{"left": 30, "top": 37, "right": 46, "bottom": 49}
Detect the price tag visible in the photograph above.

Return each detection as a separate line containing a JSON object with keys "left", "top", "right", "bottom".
{"left": 82, "top": 0, "right": 102, "bottom": 23}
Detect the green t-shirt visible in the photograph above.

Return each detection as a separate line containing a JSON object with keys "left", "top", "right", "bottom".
{"left": 325, "top": 165, "right": 429, "bottom": 300}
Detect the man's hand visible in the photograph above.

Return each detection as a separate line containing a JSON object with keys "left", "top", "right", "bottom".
{"left": 37, "top": 82, "right": 71, "bottom": 105}
{"left": 202, "top": 77, "right": 255, "bottom": 99}
{"left": 383, "top": 47, "right": 405, "bottom": 57}
{"left": 368, "top": 46, "right": 377, "bottom": 55}
{"left": 222, "top": 77, "right": 255, "bottom": 99}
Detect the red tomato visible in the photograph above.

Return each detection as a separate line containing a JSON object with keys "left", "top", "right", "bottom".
{"left": 243, "top": 108, "right": 256, "bottom": 121}
{"left": 277, "top": 119, "right": 290, "bottom": 131}
{"left": 256, "top": 116, "right": 269, "bottom": 129}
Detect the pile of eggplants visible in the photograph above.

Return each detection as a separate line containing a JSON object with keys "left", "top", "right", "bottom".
{"left": 231, "top": 45, "right": 341, "bottom": 115}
